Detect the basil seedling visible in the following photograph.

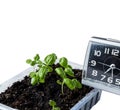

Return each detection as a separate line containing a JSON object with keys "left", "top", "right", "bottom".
{"left": 55, "top": 67, "right": 82, "bottom": 94}
{"left": 55, "top": 57, "right": 82, "bottom": 94}
{"left": 26, "top": 54, "right": 42, "bottom": 66}
{"left": 26, "top": 53, "right": 57, "bottom": 85}
{"left": 59, "top": 57, "right": 74, "bottom": 77}
{"left": 49, "top": 100, "right": 60, "bottom": 110}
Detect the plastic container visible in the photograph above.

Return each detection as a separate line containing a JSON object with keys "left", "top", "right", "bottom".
{"left": 0, "top": 62, "right": 102, "bottom": 110}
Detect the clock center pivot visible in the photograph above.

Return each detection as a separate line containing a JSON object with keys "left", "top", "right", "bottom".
{"left": 110, "top": 64, "right": 116, "bottom": 69}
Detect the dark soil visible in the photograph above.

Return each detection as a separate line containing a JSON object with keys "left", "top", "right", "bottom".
{"left": 0, "top": 64, "right": 93, "bottom": 110}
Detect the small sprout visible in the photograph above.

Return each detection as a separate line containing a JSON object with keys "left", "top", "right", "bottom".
{"left": 59, "top": 57, "right": 68, "bottom": 68}
{"left": 55, "top": 66, "right": 82, "bottom": 94}
{"left": 49, "top": 100, "right": 60, "bottom": 110}
{"left": 26, "top": 54, "right": 42, "bottom": 67}
{"left": 49, "top": 100, "right": 56, "bottom": 107}
{"left": 44, "top": 53, "right": 57, "bottom": 65}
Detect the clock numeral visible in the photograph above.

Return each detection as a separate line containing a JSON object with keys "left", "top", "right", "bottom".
{"left": 94, "top": 50, "right": 101, "bottom": 57}
{"left": 101, "top": 75, "right": 106, "bottom": 80}
{"left": 107, "top": 77, "right": 113, "bottom": 84}
{"left": 104, "top": 48, "right": 119, "bottom": 56}
{"left": 92, "top": 70, "right": 98, "bottom": 76}
{"left": 90, "top": 60, "right": 96, "bottom": 66}
{"left": 115, "top": 79, "right": 120, "bottom": 86}
{"left": 111, "top": 49, "right": 119, "bottom": 56}
{"left": 104, "top": 48, "right": 110, "bottom": 54}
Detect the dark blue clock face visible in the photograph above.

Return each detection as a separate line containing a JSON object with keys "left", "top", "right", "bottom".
{"left": 86, "top": 42, "right": 120, "bottom": 87}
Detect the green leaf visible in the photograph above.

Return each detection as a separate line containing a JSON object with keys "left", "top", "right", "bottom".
{"left": 38, "top": 66, "right": 49, "bottom": 83}
{"left": 49, "top": 100, "right": 56, "bottom": 107}
{"left": 38, "top": 66, "right": 47, "bottom": 79}
{"left": 31, "top": 76, "right": 38, "bottom": 85}
{"left": 67, "top": 65, "right": 72, "bottom": 69}
{"left": 54, "top": 107, "right": 61, "bottom": 110}
{"left": 59, "top": 57, "right": 68, "bottom": 68}
{"left": 56, "top": 80, "right": 62, "bottom": 85}
{"left": 44, "top": 53, "right": 57, "bottom": 65}
{"left": 64, "top": 67, "right": 74, "bottom": 77}
{"left": 39, "top": 77, "right": 45, "bottom": 83}
{"left": 34, "top": 54, "right": 40, "bottom": 61}
{"left": 47, "top": 66, "right": 53, "bottom": 72}
{"left": 29, "top": 72, "right": 36, "bottom": 78}
{"left": 72, "top": 79, "right": 82, "bottom": 89}
{"left": 37, "top": 60, "right": 43, "bottom": 66}
{"left": 64, "top": 78, "right": 75, "bottom": 90}
{"left": 26, "top": 59, "right": 32, "bottom": 64}
{"left": 55, "top": 67, "right": 66, "bottom": 79}
{"left": 35, "top": 72, "right": 39, "bottom": 77}
{"left": 30, "top": 61, "right": 36, "bottom": 66}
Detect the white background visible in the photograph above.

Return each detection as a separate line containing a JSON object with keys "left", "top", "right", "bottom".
{"left": 0, "top": 1, "right": 120, "bottom": 110}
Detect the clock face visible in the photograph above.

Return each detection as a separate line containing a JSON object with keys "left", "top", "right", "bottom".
{"left": 86, "top": 42, "right": 120, "bottom": 87}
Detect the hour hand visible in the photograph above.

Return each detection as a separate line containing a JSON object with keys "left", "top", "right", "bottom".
{"left": 98, "top": 62, "right": 110, "bottom": 67}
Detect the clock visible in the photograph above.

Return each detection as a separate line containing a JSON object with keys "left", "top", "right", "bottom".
{"left": 82, "top": 37, "right": 120, "bottom": 95}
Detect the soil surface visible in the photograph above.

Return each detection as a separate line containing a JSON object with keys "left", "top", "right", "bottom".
{"left": 0, "top": 64, "right": 93, "bottom": 110}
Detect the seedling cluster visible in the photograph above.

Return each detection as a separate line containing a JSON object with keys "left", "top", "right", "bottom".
{"left": 26, "top": 53, "right": 82, "bottom": 93}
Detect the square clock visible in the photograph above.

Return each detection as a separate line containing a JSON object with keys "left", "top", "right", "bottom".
{"left": 82, "top": 37, "right": 120, "bottom": 95}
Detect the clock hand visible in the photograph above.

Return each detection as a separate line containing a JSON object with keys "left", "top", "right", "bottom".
{"left": 104, "top": 67, "right": 112, "bottom": 74}
{"left": 111, "top": 68, "right": 113, "bottom": 78}
{"left": 98, "top": 62, "right": 110, "bottom": 67}
{"left": 98, "top": 62, "right": 112, "bottom": 74}
{"left": 98, "top": 62, "right": 120, "bottom": 71}
{"left": 115, "top": 67, "right": 120, "bottom": 71}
